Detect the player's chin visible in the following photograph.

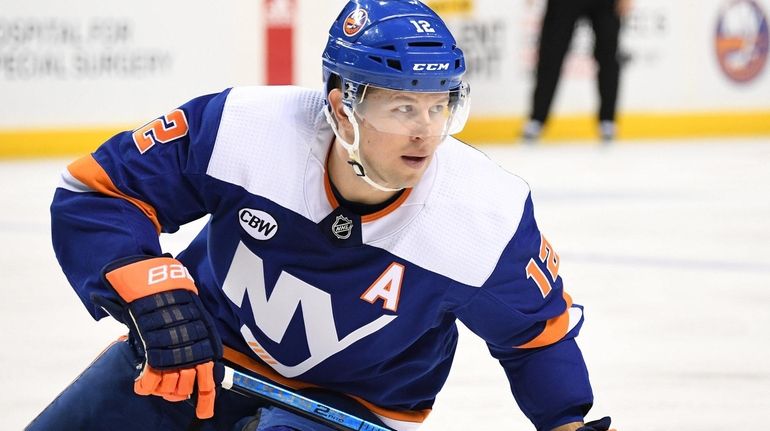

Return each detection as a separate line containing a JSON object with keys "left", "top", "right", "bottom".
{"left": 392, "top": 171, "right": 424, "bottom": 189}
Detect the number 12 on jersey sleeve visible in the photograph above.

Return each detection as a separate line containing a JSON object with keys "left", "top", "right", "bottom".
{"left": 525, "top": 234, "right": 560, "bottom": 298}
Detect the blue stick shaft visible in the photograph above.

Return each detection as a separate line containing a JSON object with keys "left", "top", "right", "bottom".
{"left": 221, "top": 366, "right": 393, "bottom": 431}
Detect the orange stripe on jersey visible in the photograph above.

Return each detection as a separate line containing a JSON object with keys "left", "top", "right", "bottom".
{"left": 515, "top": 292, "right": 574, "bottom": 349}
{"left": 361, "top": 188, "right": 412, "bottom": 223}
{"left": 322, "top": 146, "right": 414, "bottom": 224}
{"left": 67, "top": 155, "right": 162, "bottom": 233}
{"left": 323, "top": 171, "right": 339, "bottom": 208}
{"left": 323, "top": 144, "right": 340, "bottom": 208}
{"left": 222, "top": 346, "right": 431, "bottom": 424}
{"left": 346, "top": 387, "right": 429, "bottom": 425}
{"left": 322, "top": 171, "right": 414, "bottom": 224}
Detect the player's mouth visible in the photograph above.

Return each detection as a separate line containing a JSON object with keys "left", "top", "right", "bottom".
{"left": 401, "top": 155, "right": 428, "bottom": 168}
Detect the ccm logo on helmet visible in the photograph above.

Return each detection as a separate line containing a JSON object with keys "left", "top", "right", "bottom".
{"left": 413, "top": 63, "right": 450, "bottom": 71}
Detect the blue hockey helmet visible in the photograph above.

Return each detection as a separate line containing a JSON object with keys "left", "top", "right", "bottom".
{"left": 322, "top": 0, "right": 467, "bottom": 97}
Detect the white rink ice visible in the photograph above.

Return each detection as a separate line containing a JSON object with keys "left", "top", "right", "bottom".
{"left": 2, "top": 138, "right": 769, "bottom": 430}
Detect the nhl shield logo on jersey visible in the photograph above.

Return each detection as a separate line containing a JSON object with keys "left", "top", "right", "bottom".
{"left": 343, "top": 8, "right": 368, "bottom": 37}
{"left": 239, "top": 208, "right": 278, "bottom": 241}
{"left": 332, "top": 215, "right": 354, "bottom": 239}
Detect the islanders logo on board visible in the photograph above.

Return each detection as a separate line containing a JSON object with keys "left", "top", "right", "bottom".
{"left": 343, "top": 8, "right": 368, "bottom": 36}
{"left": 715, "top": 0, "right": 769, "bottom": 83}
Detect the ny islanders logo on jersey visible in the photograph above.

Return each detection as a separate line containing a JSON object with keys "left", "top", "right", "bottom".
{"left": 222, "top": 242, "right": 402, "bottom": 378}
{"left": 239, "top": 208, "right": 278, "bottom": 240}
{"left": 343, "top": 8, "right": 368, "bottom": 36}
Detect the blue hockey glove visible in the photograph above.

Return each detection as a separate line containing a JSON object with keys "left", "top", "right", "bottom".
{"left": 93, "top": 255, "right": 223, "bottom": 419}
{"left": 577, "top": 416, "right": 613, "bottom": 431}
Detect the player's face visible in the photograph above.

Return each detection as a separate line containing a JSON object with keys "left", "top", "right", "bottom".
{"left": 354, "top": 88, "right": 451, "bottom": 188}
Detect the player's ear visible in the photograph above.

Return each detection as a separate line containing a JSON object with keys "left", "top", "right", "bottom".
{"left": 328, "top": 89, "right": 353, "bottom": 134}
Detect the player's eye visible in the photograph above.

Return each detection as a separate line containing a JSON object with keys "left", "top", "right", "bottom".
{"left": 395, "top": 105, "right": 413, "bottom": 114}
{"left": 429, "top": 104, "right": 446, "bottom": 114}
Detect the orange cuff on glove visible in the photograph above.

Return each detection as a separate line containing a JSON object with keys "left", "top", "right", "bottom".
{"left": 105, "top": 256, "right": 198, "bottom": 302}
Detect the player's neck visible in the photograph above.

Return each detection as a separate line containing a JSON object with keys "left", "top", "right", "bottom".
{"left": 327, "top": 140, "right": 399, "bottom": 205}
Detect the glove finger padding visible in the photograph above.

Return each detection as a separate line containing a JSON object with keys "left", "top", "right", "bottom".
{"left": 141, "top": 319, "right": 209, "bottom": 349}
{"left": 134, "top": 362, "right": 219, "bottom": 418}
{"left": 128, "top": 291, "right": 219, "bottom": 369}
{"left": 129, "top": 292, "right": 202, "bottom": 330}
{"left": 175, "top": 368, "right": 197, "bottom": 398}
{"left": 134, "top": 366, "right": 163, "bottom": 396}
{"left": 195, "top": 361, "right": 218, "bottom": 419}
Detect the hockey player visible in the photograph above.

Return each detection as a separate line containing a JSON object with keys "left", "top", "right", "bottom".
{"left": 29, "top": 1, "right": 614, "bottom": 430}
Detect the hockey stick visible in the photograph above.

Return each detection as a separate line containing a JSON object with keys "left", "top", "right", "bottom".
{"left": 222, "top": 366, "right": 394, "bottom": 431}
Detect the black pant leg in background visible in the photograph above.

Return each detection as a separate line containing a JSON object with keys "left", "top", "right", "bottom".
{"left": 588, "top": 0, "right": 621, "bottom": 122}
{"left": 530, "top": 0, "right": 583, "bottom": 123}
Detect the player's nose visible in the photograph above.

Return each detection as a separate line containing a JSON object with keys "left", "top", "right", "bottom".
{"left": 407, "top": 118, "right": 433, "bottom": 140}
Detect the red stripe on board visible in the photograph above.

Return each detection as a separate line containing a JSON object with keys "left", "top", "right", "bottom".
{"left": 264, "top": 0, "right": 294, "bottom": 85}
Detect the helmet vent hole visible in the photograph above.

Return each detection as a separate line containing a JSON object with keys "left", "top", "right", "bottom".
{"left": 408, "top": 41, "right": 443, "bottom": 48}
{"left": 368, "top": 56, "right": 383, "bottom": 63}
{"left": 455, "top": 59, "right": 461, "bottom": 69}
{"left": 386, "top": 59, "right": 402, "bottom": 71}
{"left": 440, "top": 79, "right": 446, "bottom": 86}
{"left": 411, "top": 80, "right": 418, "bottom": 86}
{"left": 380, "top": 45, "right": 397, "bottom": 51}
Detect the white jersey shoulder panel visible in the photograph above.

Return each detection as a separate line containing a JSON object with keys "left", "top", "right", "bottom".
{"left": 206, "top": 86, "right": 531, "bottom": 287}
{"left": 370, "top": 138, "right": 531, "bottom": 287}
{"left": 206, "top": 86, "right": 327, "bottom": 217}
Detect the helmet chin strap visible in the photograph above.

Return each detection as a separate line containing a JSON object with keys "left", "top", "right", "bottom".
{"left": 322, "top": 105, "right": 402, "bottom": 193}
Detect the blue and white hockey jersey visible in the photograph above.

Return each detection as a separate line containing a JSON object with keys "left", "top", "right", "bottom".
{"left": 51, "top": 86, "right": 594, "bottom": 431}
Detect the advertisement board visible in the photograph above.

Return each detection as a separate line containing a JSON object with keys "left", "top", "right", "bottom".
{"left": 1, "top": 0, "right": 768, "bottom": 156}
